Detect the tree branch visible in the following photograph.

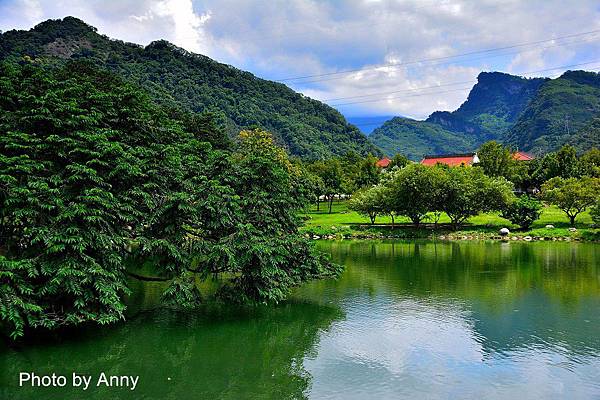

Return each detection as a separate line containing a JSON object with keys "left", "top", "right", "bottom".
{"left": 127, "top": 271, "right": 170, "bottom": 282}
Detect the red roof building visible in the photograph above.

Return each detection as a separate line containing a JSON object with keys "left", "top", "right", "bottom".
{"left": 512, "top": 151, "right": 534, "bottom": 161}
{"left": 420, "top": 153, "right": 479, "bottom": 167}
{"left": 376, "top": 157, "right": 391, "bottom": 168}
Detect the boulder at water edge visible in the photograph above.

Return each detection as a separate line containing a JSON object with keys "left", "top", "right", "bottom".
{"left": 499, "top": 228, "right": 510, "bottom": 236}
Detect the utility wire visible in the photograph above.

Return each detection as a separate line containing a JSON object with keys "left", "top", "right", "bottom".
{"left": 332, "top": 65, "right": 600, "bottom": 107}
{"left": 290, "top": 33, "right": 600, "bottom": 85}
{"left": 324, "top": 58, "right": 600, "bottom": 103}
{"left": 276, "top": 28, "right": 600, "bottom": 83}
{"left": 348, "top": 66, "right": 600, "bottom": 128}
{"left": 332, "top": 87, "right": 474, "bottom": 107}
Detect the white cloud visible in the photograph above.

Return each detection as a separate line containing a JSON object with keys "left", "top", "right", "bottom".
{"left": 2, "top": 0, "right": 600, "bottom": 118}
{"left": 140, "top": 0, "right": 211, "bottom": 54}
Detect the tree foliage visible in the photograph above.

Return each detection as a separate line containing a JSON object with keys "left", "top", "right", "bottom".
{"left": 347, "top": 164, "right": 514, "bottom": 230}
{"left": 0, "top": 61, "right": 340, "bottom": 339}
{"left": 501, "top": 195, "right": 542, "bottom": 230}
{"left": 591, "top": 199, "right": 600, "bottom": 226}
{"left": 540, "top": 177, "right": 600, "bottom": 225}
{"left": 440, "top": 167, "right": 515, "bottom": 229}
{"left": 348, "top": 186, "right": 385, "bottom": 224}
{"left": 477, "top": 141, "right": 515, "bottom": 178}
{"left": 386, "top": 164, "right": 440, "bottom": 226}
{"left": 308, "top": 159, "right": 344, "bottom": 213}
{"left": 580, "top": 147, "right": 600, "bottom": 178}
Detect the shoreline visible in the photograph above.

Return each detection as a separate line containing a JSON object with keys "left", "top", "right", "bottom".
{"left": 304, "top": 227, "right": 599, "bottom": 243}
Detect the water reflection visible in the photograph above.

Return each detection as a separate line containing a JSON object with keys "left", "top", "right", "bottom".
{"left": 1, "top": 240, "right": 599, "bottom": 399}
{"left": 299, "top": 240, "right": 600, "bottom": 399}
{"left": 1, "top": 301, "right": 343, "bottom": 399}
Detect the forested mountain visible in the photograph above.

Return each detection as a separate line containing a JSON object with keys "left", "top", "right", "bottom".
{"left": 426, "top": 72, "right": 547, "bottom": 141}
{"left": 505, "top": 70, "right": 600, "bottom": 154}
{"left": 368, "top": 117, "right": 475, "bottom": 160}
{"left": 371, "top": 69, "right": 600, "bottom": 158}
{"left": 370, "top": 72, "right": 547, "bottom": 159}
{"left": 0, "top": 16, "right": 378, "bottom": 159}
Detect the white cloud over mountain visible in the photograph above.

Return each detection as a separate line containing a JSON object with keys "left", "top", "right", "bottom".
{"left": 2, "top": 0, "right": 600, "bottom": 119}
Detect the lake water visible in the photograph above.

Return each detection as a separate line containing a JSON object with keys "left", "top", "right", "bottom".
{"left": 1, "top": 240, "right": 599, "bottom": 399}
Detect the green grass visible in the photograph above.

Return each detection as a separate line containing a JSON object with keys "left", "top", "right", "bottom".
{"left": 300, "top": 201, "right": 598, "bottom": 241}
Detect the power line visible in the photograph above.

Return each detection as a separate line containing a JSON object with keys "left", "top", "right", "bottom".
{"left": 326, "top": 80, "right": 476, "bottom": 102}
{"left": 289, "top": 33, "right": 599, "bottom": 85}
{"left": 275, "top": 28, "right": 600, "bottom": 83}
{"left": 332, "top": 86, "right": 473, "bottom": 107}
{"left": 331, "top": 64, "right": 600, "bottom": 107}
{"left": 324, "top": 58, "right": 600, "bottom": 103}
{"left": 347, "top": 66, "right": 600, "bottom": 130}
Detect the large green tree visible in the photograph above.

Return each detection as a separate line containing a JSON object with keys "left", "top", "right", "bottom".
{"left": 477, "top": 141, "right": 514, "bottom": 178}
{"left": 0, "top": 61, "right": 340, "bottom": 339}
{"left": 386, "top": 164, "right": 439, "bottom": 226}
{"left": 0, "top": 61, "right": 176, "bottom": 337}
{"left": 440, "top": 167, "right": 514, "bottom": 229}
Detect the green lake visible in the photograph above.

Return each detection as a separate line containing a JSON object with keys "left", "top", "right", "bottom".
{"left": 1, "top": 240, "right": 599, "bottom": 399}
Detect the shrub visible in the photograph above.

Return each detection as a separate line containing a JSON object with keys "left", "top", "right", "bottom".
{"left": 501, "top": 195, "right": 542, "bottom": 230}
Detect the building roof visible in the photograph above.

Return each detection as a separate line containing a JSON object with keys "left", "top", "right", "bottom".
{"left": 376, "top": 157, "right": 391, "bottom": 168}
{"left": 420, "top": 153, "right": 477, "bottom": 167}
{"left": 512, "top": 151, "right": 534, "bottom": 161}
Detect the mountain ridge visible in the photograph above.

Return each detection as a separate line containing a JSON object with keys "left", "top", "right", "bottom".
{"left": 0, "top": 16, "right": 379, "bottom": 159}
{"left": 370, "top": 70, "right": 600, "bottom": 158}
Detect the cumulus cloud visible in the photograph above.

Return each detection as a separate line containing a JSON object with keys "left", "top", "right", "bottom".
{"left": 1, "top": 0, "right": 600, "bottom": 119}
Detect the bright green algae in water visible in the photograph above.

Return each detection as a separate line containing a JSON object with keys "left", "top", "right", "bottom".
{"left": 1, "top": 240, "right": 599, "bottom": 399}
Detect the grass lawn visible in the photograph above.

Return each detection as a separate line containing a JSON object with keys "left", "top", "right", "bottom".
{"left": 300, "top": 200, "right": 598, "bottom": 241}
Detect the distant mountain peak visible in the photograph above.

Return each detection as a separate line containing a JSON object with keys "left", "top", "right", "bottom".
{"left": 33, "top": 16, "right": 97, "bottom": 36}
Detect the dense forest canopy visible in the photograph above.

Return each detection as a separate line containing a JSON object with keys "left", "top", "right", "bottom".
{"left": 0, "top": 60, "right": 341, "bottom": 339}
{"left": 0, "top": 16, "right": 379, "bottom": 160}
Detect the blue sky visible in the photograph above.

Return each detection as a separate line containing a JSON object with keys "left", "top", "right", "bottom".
{"left": 2, "top": 0, "right": 600, "bottom": 120}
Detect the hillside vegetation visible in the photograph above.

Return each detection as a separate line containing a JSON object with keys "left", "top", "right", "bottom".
{"left": 371, "top": 70, "right": 600, "bottom": 157}
{"left": 505, "top": 70, "right": 600, "bottom": 154}
{"left": 368, "top": 117, "right": 475, "bottom": 160}
{"left": 0, "top": 16, "right": 378, "bottom": 159}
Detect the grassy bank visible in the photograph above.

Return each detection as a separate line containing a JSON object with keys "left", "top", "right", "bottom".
{"left": 301, "top": 201, "right": 599, "bottom": 241}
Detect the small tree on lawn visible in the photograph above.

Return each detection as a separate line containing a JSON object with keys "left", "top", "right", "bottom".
{"left": 501, "top": 195, "right": 542, "bottom": 230}
{"left": 310, "top": 159, "right": 343, "bottom": 213}
{"left": 540, "top": 177, "right": 600, "bottom": 226}
{"left": 441, "top": 167, "right": 514, "bottom": 230}
{"left": 386, "top": 164, "right": 437, "bottom": 227}
{"left": 348, "top": 185, "right": 385, "bottom": 224}
{"left": 428, "top": 166, "right": 450, "bottom": 227}
{"left": 304, "top": 170, "right": 325, "bottom": 211}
